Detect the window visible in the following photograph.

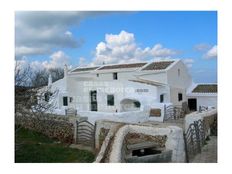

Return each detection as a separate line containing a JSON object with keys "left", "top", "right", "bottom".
{"left": 44, "top": 92, "right": 52, "bottom": 102}
{"left": 178, "top": 93, "right": 183, "bottom": 101}
{"left": 69, "top": 97, "right": 73, "bottom": 103}
{"left": 107, "top": 95, "right": 114, "bottom": 106}
{"left": 160, "top": 94, "right": 164, "bottom": 103}
{"left": 63, "top": 96, "right": 68, "bottom": 106}
{"left": 113, "top": 72, "right": 118, "bottom": 80}
{"left": 178, "top": 69, "right": 180, "bottom": 77}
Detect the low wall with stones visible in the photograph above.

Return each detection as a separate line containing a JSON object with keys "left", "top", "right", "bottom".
{"left": 184, "top": 109, "right": 217, "bottom": 136}
{"left": 109, "top": 125, "right": 185, "bottom": 163}
{"left": 94, "top": 120, "right": 125, "bottom": 151}
{"left": 95, "top": 120, "right": 185, "bottom": 163}
{"left": 15, "top": 113, "right": 75, "bottom": 143}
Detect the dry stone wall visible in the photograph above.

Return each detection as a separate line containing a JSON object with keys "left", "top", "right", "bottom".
{"left": 15, "top": 113, "right": 74, "bottom": 143}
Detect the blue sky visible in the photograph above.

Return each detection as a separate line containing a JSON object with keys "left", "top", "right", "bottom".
{"left": 15, "top": 11, "right": 217, "bottom": 83}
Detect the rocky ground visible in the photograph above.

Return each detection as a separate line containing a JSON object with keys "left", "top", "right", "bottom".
{"left": 190, "top": 136, "right": 217, "bottom": 163}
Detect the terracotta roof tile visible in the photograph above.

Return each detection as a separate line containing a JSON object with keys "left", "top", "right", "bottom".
{"left": 192, "top": 84, "right": 217, "bottom": 93}
{"left": 142, "top": 61, "right": 174, "bottom": 71}
{"left": 98, "top": 62, "right": 146, "bottom": 70}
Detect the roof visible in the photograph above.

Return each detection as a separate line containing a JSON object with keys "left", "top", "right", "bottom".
{"left": 129, "top": 78, "right": 166, "bottom": 86}
{"left": 70, "top": 60, "right": 177, "bottom": 73}
{"left": 142, "top": 61, "right": 174, "bottom": 71}
{"left": 192, "top": 84, "right": 217, "bottom": 93}
{"left": 98, "top": 62, "right": 146, "bottom": 70}
{"left": 71, "top": 66, "right": 99, "bottom": 73}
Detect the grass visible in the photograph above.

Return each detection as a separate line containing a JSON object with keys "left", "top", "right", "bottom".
{"left": 15, "top": 126, "right": 95, "bottom": 163}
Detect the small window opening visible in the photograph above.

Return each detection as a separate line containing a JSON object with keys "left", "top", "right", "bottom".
{"left": 107, "top": 95, "right": 114, "bottom": 106}
{"left": 63, "top": 96, "right": 68, "bottom": 106}
{"left": 178, "top": 93, "right": 183, "bottom": 101}
{"left": 160, "top": 94, "right": 164, "bottom": 103}
{"left": 113, "top": 72, "right": 118, "bottom": 80}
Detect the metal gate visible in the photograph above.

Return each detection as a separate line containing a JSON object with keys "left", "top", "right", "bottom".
{"left": 164, "top": 105, "right": 184, "bottom": 121}
{"left": 76, "top": 120, "right": 95, "bottom": 148}
{"left": 184, "top": 119, "right": 206, "bottom": 162}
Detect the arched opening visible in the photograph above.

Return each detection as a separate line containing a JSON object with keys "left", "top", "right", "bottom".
{"left": 120, "top": 98, "right": 141, "bottom": 112}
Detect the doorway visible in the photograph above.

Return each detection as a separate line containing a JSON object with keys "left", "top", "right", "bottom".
{"left": 90, "top": 90, "right": 97, "bottom": 111}
{"left": 188, "top": 98, "right": 197, "bottom": 111}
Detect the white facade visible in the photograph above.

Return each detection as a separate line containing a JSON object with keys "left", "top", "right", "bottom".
{"left": 186, "top": 83, "right": 217, "bottom": 111}
{"left": 46, "top": 59, "right": 217, "bottom": 123}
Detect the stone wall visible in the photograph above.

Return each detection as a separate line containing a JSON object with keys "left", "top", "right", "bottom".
{"left": 203, "top": 113, "right": 217, "bottom": 136}
{"left": 94, "top": 120, "right": 185, "bottom": 163}
{"left": 184, "top": 109, "right": 217, "bottom": 136}
{"left": 108, "top": 125, "right": 185, "bottom": 163}
{"left": 15, "top": 113, "right": 74, "bottom": 143}
{"left": 94, "top": 120, "right": 125, "bottom": 151}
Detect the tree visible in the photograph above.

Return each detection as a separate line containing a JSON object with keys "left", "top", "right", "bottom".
{"left": 15, "top": 61, "right": 62, "bottom": 152}
{"left": 15, "top": 61, "right": 60, "bottom": 115}
{"left": 31, "top": 67, "right": 64, "bottom": 87}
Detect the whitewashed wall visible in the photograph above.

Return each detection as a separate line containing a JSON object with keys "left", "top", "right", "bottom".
{"left": 166, "top": 60, "right": 192, "bottom": 89}
{"left": 108, "top": 124, "right": 185, "bottom": 163}
{"left": 196, "top": 96, "right": 217, "bottom": 111}
{"left": 148, "top": 103, "right": 167, "bottom": 122}
{"left": 77, "top": 108, "right": 150, "bottom": 124}
{"left": 77, "top": 102, "right": 167, "bottom": 124}
{"left": 93, "top": 70, "right": 136, "bottom": 81}
{"left": 56, "top": 78, "right": 161, "bottom": 113}
{"left": 139, "top": 71, "right": 168, "bottom": 84}
{"left": 166, "top": 60, "right": 192, "bottom": 106}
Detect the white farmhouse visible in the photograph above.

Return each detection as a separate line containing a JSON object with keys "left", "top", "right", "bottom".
{"left": 46, "top": 59, "right": 217, "bottom": 123}
{"left": 187, "top": 83, "right": 217, "bottom": 111}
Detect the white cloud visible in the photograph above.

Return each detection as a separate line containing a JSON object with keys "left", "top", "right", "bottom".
{"left": 183, "top": 58, "right": 194, "bottom": 68}
{"left": 91, "top": 30, "right": 178, "bottom": 65}
{"left": 16, "top": 51, "right": 70, "bottom": 72}
{"left": 15, "top": 12, "right": 106, "bottom": 59}
{"left": 105, "top": 30, "right": 135, "bottom": 46}
{"left": 150, "top": 44, "right": 177, "bottom": 57}
{"left": 204, "top": 45, "right": 217, "bottom": 59}
{"left": 42, "top": 51, "right": 69, "bottom": 69}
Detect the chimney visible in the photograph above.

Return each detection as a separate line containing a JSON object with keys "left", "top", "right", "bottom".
{"left": 64, "top": 64, "right": 68, "bottom": 77}
{"left": 48, "top": 74, "right": 52, "bottom": 87}
{"left": 64, "top": 64, "right": 68, "bottom": 92}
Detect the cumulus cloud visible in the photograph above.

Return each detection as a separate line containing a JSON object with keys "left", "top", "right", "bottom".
{"left": 15, "top": 11, "right": 105, "bottom": 59}
{"left": 91, "top": 30, "right": 178, "bottom": 65}
{"left": 42, "top": 51, "right": 69, "bottom": 69}
{"left": 16, "top": 50, "right": 70, "bottom": 72}
{"left": 204, "top": 45, "right": 217, "bottom": 59}
{"left": 183, "top": 58, "right": 194, "bottom": 68}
